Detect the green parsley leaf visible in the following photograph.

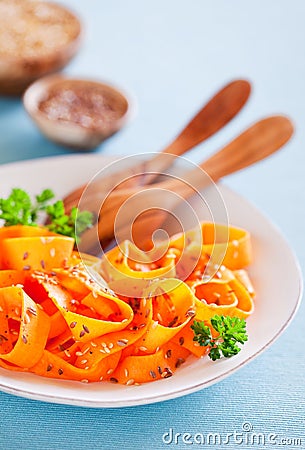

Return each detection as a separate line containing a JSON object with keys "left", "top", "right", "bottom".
{"left": 0, "top": 188, "right": 93, "bottom": 243}
{"left": 46, "top": 201, "right": 93, "bottom": 243}
{"left": 0, "top": 188, "right": 36, "bottom": 226}
{"left": 191, "top": 315, "right": 248, "bottom": 361}
{"left": 191, "top": 320, "right": 212, "bottom": 347}
{"left": 35, "top": 189, "right": 55, "bottom": 205}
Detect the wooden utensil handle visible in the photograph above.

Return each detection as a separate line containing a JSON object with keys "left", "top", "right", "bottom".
{"left": 161, "top": 79, "right": 251, "bottom": 156}
{"left": 183, "top": 115, "right": 294, "bottom": 189}
{"left": 201, "top": 115, "right": 293, "bottom": 180}
{"left": 142, "top": 80, "right": 251, "bottom": 180}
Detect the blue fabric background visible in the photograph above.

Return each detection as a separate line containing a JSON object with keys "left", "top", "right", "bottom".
{"left": 0, "top": 1, "right": 304, "bottom": 448}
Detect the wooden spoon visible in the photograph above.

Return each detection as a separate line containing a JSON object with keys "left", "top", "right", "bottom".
{"left": 63, "top": 79, "right": 251, "bottom": 211}
{"left": 77, "top": 116, "right": 293, "bottom": 254}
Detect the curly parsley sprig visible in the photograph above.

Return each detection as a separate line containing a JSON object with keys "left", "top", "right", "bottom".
{"left": 191, "top": 315, "right": 248, "bottom": 361}
{"left": 0, "top": 188, "right": 93, "bottom": 243}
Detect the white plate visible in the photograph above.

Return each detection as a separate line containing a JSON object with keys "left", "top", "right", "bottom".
{"left": 0, "top": 154, "right": 302, "bottom": 407}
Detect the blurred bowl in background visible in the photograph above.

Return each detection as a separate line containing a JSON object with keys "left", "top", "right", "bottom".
{"left": 0, "top": 0, "right": 82, "bottom": 96}
{"left": 23, "top": 74, "right": 136, "bottom": 150}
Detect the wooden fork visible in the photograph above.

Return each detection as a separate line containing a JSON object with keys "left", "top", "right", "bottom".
{"left": 76, "top": 116, "right": 293, "bottom": 254}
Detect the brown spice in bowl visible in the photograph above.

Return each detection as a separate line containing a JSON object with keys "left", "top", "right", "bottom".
{"left": 0, "top": 0, "right": 80, "bottom": 58}
{"left": 38, "top": 81, "right": 127, "bottom": 130}
{"left": 0, "top": 0, "right": 82, "bottom": 95}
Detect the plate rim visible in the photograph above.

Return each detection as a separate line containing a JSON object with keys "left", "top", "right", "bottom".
{"left": 0, "top": 154, "right": 302, "bottom": 408}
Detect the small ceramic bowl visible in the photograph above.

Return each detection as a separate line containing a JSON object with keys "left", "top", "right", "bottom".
{"left": 0, "top": 0, "right": 82, "bottom": 95}
{"left": 23, "top": 75, "right": 135, "bottom": 150}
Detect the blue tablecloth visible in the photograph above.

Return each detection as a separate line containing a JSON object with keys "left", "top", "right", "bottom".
{"left": 0, "top": 1, "right": 304, "bottom": 448}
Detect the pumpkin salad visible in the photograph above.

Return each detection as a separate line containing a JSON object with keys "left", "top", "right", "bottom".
{"left": 0, "top": 189, "right": 254, "bottom": 385}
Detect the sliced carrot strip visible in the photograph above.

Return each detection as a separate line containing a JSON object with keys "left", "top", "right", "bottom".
{"left": 0, "top": 225, "right": 56, "bottom": 269}
{"left": 133, "top": 279, "right": 195, "bottom": 353}
{"left": 1, "top": 236, "right": 74, "bottom": 271}
{"left": 30, "top": 349, "right": 121, "bottom": 382}
{"left": 41, "top": 277, "right": 134, "bottom": 343}
{"left": 0, "top": 287, "right": 50, "bottom": 368}
{"left": 102, "top": 240, "right": 176, "bottom": 281}
{"left": 0, "top": 270, "right": 25, "bottom": 287}
{"left": 170, "top": 222, "right": 252, "bottom": 270}
{"left": 112, "top": 342, "right": 190, "bottom": 384}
